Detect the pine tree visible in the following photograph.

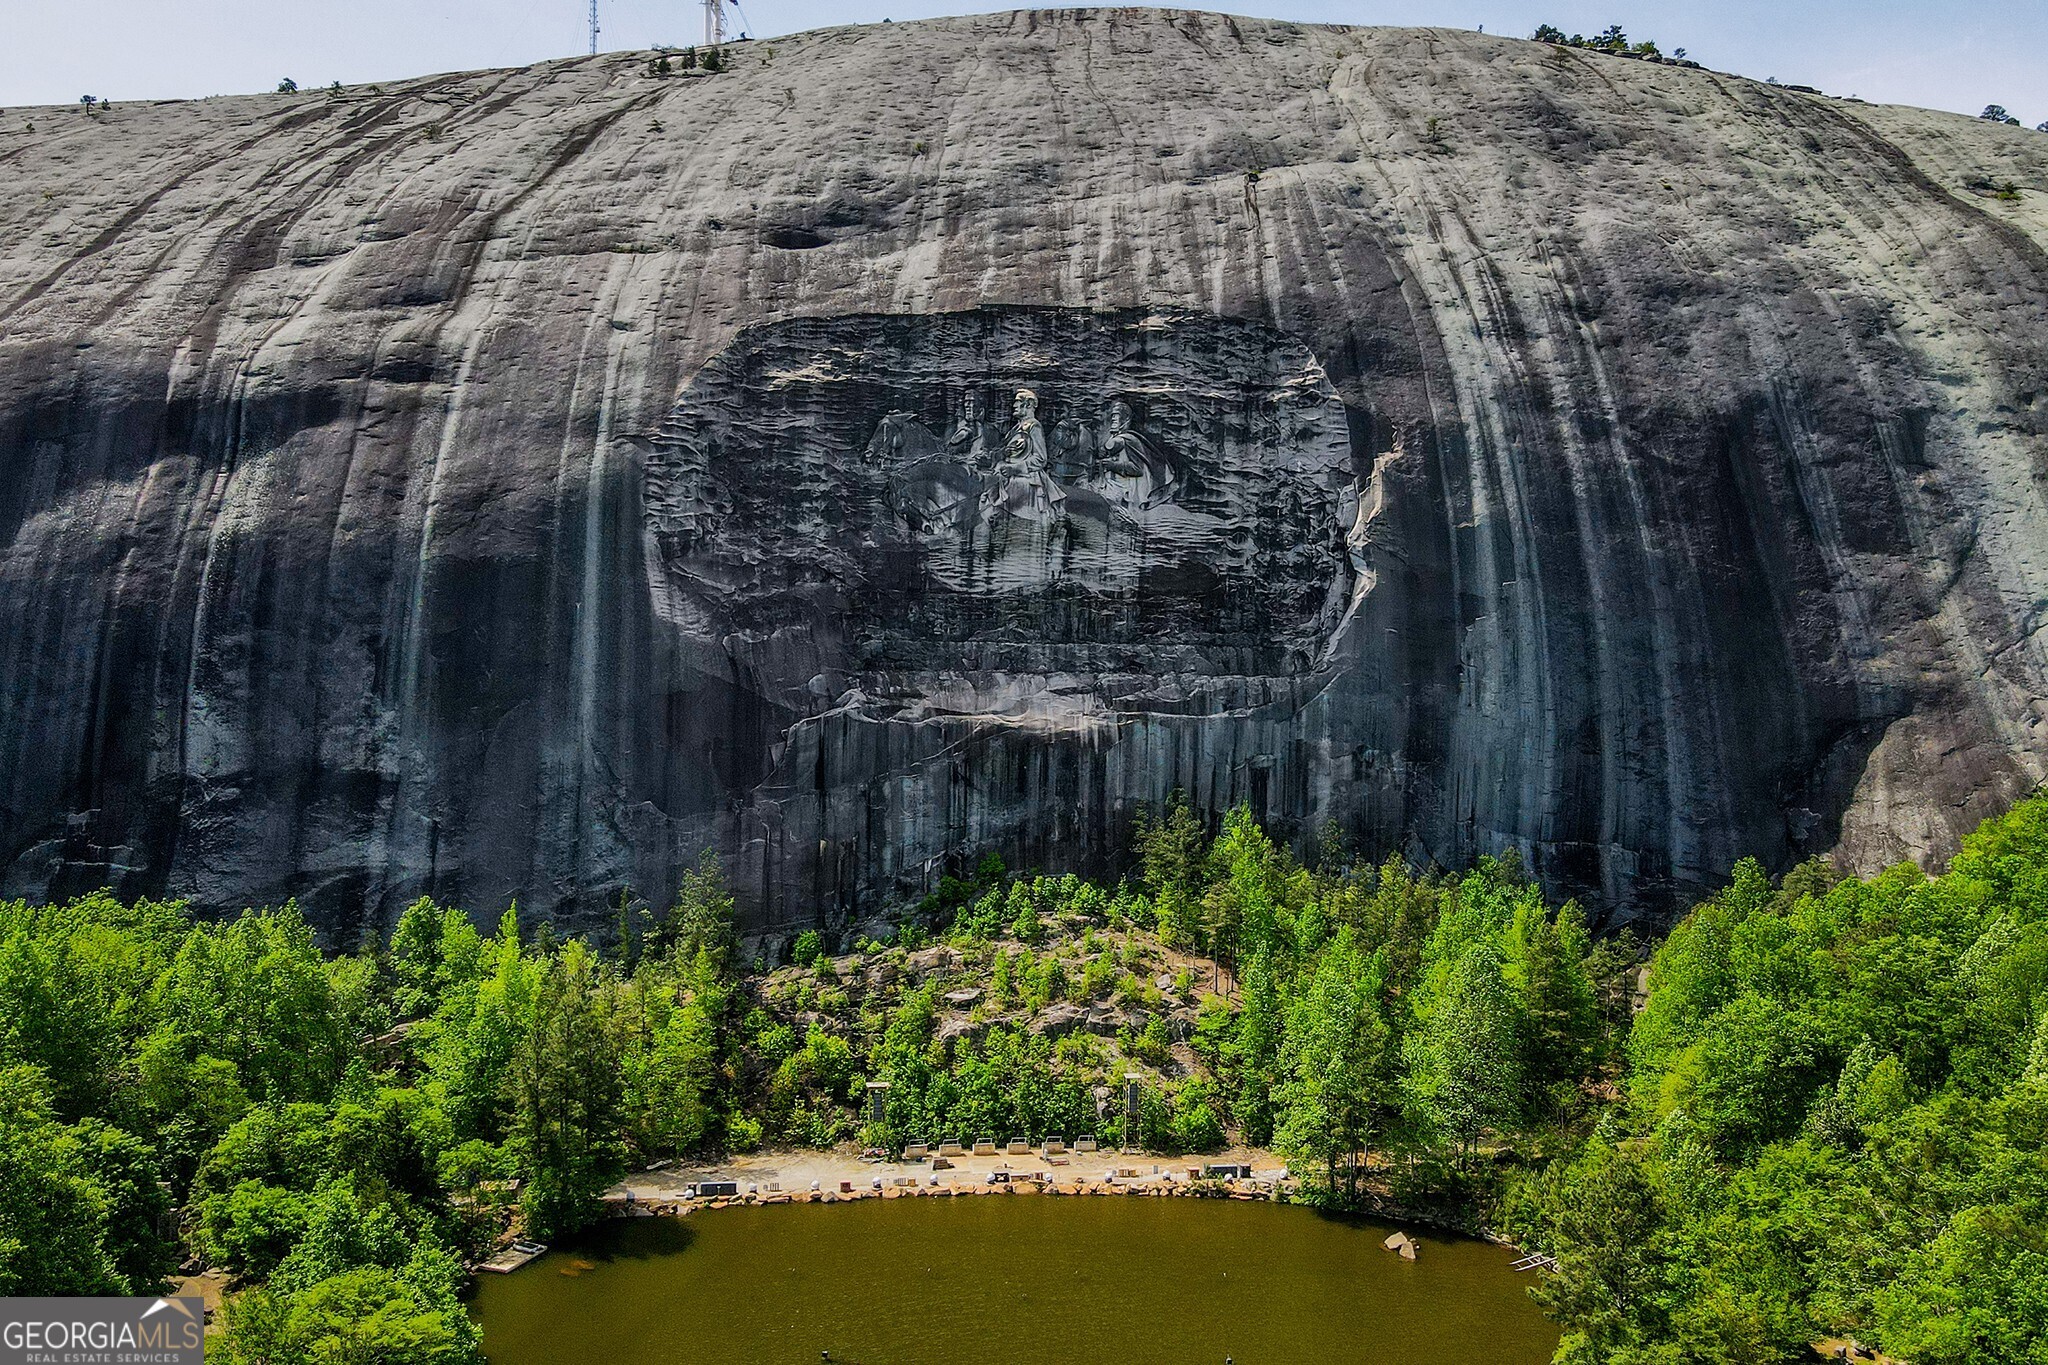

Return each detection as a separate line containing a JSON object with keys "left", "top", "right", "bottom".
{"left": 1506, "top": 898, "right": 1600, "bottom": 1097}
{"left": 1135, "top": 793, "right": 1208, "bottom": 949}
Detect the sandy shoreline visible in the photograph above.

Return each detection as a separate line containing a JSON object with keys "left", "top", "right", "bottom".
{"left": 461, "top": 1145, "right": 1535, "bottom": 1274}
{"left": 603, "top": 1143, "right": 1291, "bottom": 1210}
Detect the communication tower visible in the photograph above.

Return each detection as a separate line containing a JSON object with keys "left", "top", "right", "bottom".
{"left": 704, "top": 0, "right": 728, "bottom": 47}
{"left": 588, "top": 0, "right": 600, "bottom": 54}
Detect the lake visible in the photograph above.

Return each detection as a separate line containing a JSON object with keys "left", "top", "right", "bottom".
{"left": 471, "top": 1195, "right": 1559, "bottom": 1364}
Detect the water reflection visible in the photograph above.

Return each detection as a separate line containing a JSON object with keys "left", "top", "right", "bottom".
{"left": 473, "top": 1197, "right": 1557, "bottom": 1365}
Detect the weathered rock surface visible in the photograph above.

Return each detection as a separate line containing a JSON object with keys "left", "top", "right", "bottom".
{"left": 2, "top": 11, "right": 2046, "bottom": 938}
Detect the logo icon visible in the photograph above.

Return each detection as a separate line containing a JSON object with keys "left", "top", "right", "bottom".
{"left": 1, "top": 1295, "right": 205, "bottom": 1363}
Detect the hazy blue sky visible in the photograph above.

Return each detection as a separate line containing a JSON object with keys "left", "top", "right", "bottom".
{"left": 3, "top": 0, "right": 2043, "bottom": 124}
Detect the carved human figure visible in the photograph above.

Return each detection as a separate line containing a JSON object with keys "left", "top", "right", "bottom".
{"left": 946, "top": 389, "right": 1001, "bottom": 469}
{"left": 1096, "top": 398, "right": 1181, "bottom": 511}
{"left": 995, "top": 388, "right": 1065, "bottom": 518}
{"left": 1048, "top": 414, "right": 1097, "bottom": 482}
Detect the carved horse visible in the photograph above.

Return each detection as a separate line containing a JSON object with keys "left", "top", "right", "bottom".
{"left": 871, "top": 409, "right": 1127, "bottom": 542}
{"left": 872, "top": 412, "right": 996, "bottom": 538}
{"left": 867, "top": 410, "right": 947, "bottom": 465}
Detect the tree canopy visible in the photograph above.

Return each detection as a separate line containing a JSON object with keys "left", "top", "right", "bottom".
{"left": 1518, "top": 796, "right": 2048, "bottom": 1364}
{"left": 6, "top": 794, "right": 2046, "bottom": 1365}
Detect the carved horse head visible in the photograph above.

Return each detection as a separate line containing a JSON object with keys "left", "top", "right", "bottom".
{"left": 866, "top": 411, "right": 946, "bottom": 465}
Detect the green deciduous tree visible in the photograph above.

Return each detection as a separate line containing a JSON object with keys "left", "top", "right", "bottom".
{"left": 157, "top": 907, "right": 348, "bottom": 1103}
{"left": 0, "top": 1065, "right": 128, "bottom": 1295}
{"left": 1405, "top": 944, "right": 1524, "bottom": 1167}
{"left": 218, "top": 1245, "right": 480, "bottom": 1365}
{"left": 1527, "top": 794, "right": 2048, "bottom": 1365}
{"left": 508, "top": 942, "right": 625, "bottom": 1238}
{"left": 389, "top": 898, "right": 446, "bottom": 1019}
{"left": 1275, "top": 929, "right": 1393, "bottom": 1196}
{"left": 63, "top": 1118, "right": 174, "bottom": 1291}
{"left": 624, "top": 981, "right": 720, "bottom": 1157}
{"left": 1223, "top": 950, "right": 1284, "bottom": 1143}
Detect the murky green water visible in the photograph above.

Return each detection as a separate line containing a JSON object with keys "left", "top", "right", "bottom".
{"left": 472, "top": 1195, "right": 1559, "bottom": 1365}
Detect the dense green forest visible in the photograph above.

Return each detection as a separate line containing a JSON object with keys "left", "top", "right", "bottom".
{"left": 2, "top": 796, "right": 2044, "bottom": 1363}
{"left": 1513, "top": 800, "right": 2048, "bottom": 1364}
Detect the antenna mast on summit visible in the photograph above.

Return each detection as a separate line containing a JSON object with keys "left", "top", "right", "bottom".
{"left": 588, "top": 0, "right": 600, "bottom": 54}
{"left": 703, "top": 0, "right": 727, "bottom": 47}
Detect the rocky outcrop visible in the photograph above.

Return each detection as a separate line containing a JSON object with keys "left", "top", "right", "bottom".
{"left": 2, "top": 11, "right": 2045, "bottom": 939}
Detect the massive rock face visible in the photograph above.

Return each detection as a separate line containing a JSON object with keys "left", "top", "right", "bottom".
{"left": 2, "top": 10, "right": 2045, "bottom": 939}
{"left": 645, "top": 305, "right": 1362, "bottom": 920}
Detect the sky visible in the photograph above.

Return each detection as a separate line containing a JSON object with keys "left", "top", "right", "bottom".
{"left": 2, "top": 0, "right": 2044, "bottom": 125}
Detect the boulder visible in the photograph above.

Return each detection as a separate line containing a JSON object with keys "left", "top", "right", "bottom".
{"left": 1031, "top": 1003, "right": 1089, "bottom": 1038}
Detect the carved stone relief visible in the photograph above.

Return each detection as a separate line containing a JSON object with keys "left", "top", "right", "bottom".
{"left": 644, "top": 306, "right": 1360, "bottom": 688}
